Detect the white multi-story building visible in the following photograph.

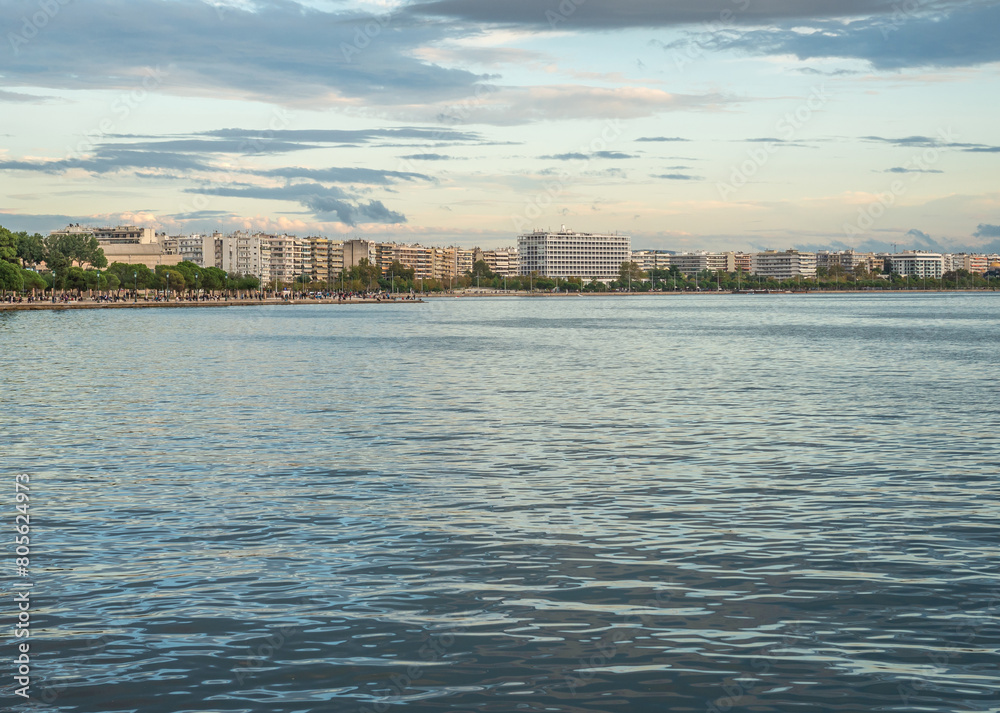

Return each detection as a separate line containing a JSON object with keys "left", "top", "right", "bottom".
{"left": 887, "top": 252, "right": 943, "bottom": 278}
{"left": 168, "top": 234, "right": 218, "bottom": 267}
{"left": 630, "top": 250, "right": 673, "bottom": 272}
{"left": 220, "top": 232, "right": 271, "bottom": 279}
{"left": 51, "top": 224, "right": 156, "bottom": 245}
{"left": 945, "top": 253, "right": 988, "bottom": 274}
{"left": 266, "top": 234, "right": 310, "bottom": 285}
{"left": 476, "top": 247, "right": 519, "bottom": 276}
{"left": 518, "top": 227, "right": 630, "bottom": 282}
{"left": 751, "top": 250, "right": 817, "bottom": 280}
{"left": 670, "top": 251, "right": 736, "bottom": 276}
{"left": 455, "top": 248, "right": 474, "bottom": 276}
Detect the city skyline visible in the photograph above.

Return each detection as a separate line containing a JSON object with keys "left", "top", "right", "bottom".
{"left": 2, "top": 0, "right": 999, "bottom": 254}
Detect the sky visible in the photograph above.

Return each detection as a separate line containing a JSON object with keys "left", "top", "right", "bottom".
{"left": 1, "top": 0, "right": 999, "bottom": 252}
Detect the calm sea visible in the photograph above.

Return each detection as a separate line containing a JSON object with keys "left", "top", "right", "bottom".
{"left": 4, "top": 294, "right": 1000, "bottom": 712}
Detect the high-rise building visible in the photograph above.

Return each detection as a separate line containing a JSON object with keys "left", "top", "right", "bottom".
{"left": 518, "top": 227, "right": 630, "bottom": 282}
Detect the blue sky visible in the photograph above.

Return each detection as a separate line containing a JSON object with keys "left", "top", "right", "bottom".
{"left": 1, "top": 0, "right": 998, "bottom": 251}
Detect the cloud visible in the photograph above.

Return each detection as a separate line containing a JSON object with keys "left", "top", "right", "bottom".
{"left": 653, "top": 173, "right": 701, "bottom": 180}
{"left": 863, "top": 135, "right": 1000, "bottom": 152}
{"left": 259, "top": 167, "right": 430, "bottom": 184}
{"left": 540, "top": 151, "right": 635, "bottom": 161}
{"left": 399, "top": 153, "right": 454, "bottom": 161}
{"left": 0, "top": 90, "right": 53, "bottom": 103}
{"left": 905, "top": 228, "right": 946, "bottom": 250}
{"left": 635, "top": 136, "right": 689, "bottom": 142}
{"left": 202, "top": 128, "right": 483, "bottom": 145}
{"left": 593, "top": 151, "right": 635, "bottom": 159}
{"left": 0, "top": 150, "right": 211, "bottom": 174}
{"left": 185, "top": 183, "right": 406, "bottom": 225}
{"left": 407, "top": 0, "right": 908, "bottom": 29}
{"left": 974, "top": 223, "right": 1000, "bottom": 238}
{"left": 0, "top": 0, "right": 484, "bottom": 106}
{"left": 884, "top": 167, "right": 944, "bottom": 173}
{"left": 706, "top": 3, "right": 1000, "bottom": 70}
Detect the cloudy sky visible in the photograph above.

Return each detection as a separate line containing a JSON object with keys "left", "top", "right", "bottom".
{"left": 2, "top": 0, "right": 998, "bottom": 251}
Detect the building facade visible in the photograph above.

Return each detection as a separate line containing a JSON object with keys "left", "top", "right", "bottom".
{"left": 887, "top": 252, "right": 944, "bottom": 278}
{"left": 751, "top": 250, "right": 817, "bottom": 280}
{"left": 518, "top": 228, "right": 630, "bottom": 281}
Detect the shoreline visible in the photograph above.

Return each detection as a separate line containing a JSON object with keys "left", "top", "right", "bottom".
{"left": 0, "top": 297, "right": 423, "bottom": 311}
{"left": 2, "top": 289, "right": 994, "bottom": 311}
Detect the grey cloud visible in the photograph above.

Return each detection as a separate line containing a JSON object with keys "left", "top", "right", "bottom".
{"left": 186, "top": 183, "right": 406, "bottom": 225}
{"left": 0, "top": 150, "right": 211, "bottom": 174}
{"left": 863, "top": 135, "right": 1000, "bottom": 152}
{"left": 707, "top": 3, "right": 1000, "bottom": 69}
{"left": 974, "top": 224, "right": 1000, "bottom": 238}
{"left": 0, "top": 90, "right": 53, "bottom": 103}
{"left": 653, "top": 173, "right": 701, "bottom": 180}
{"left": 884, "top": 167, "right": 944, "bottom": 173}
{"left": 540, "top": 151, "right": 634, "bottom": 160}
{"left": 260, "top": 167, "right": 430, "bottom": 184}
{"left": 400, "top": 153, "right": 453, "bottom": 161}
{"left": 0, "top": 0, "right": 484, "bottom": 105}
{"left": 540, "top": 153, "right": 590, "bottom": 161}
{"left": 203, "top": 128, "right": 483, "bottom": 144}
{"left": 635, "top": 136, "right": 689, "bottom": 142}
{"left": 408, "top": 0, "right": 908, "bottom": 29}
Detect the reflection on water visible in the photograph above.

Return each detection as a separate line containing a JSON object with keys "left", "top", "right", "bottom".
{"left": 4, "top": 294, "right": 1000, "bottom": 712}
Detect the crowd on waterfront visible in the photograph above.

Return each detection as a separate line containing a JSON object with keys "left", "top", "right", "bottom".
{"left": 4, "top": 288, "right": 423, "bottom": 306}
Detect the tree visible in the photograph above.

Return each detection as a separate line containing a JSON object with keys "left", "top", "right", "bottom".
{"left": 0, "top": 226, "right": 17, "bottom": 264}
{"left": 160, "top": 269, "right": 186, "bottom": 293}
{"left": 22, "top": 269, "right": 47, "bottom": 292}
{"left": 388, "top": 260, "right": 415, "bottom": 281}
{"left": 43, "top": 233, "right": 107, "bottom": 272}
{"left": 348, "top": 258, "right": 382, "bottom": 289}
{"left": 618, "top": 261, "right": 646, "bottom": 287}
{"left": 0, "top": 260, "right": 24, "bottom": 292}
{"left": 16, "top": 232, "right": 45, "bottom": 268}
{"left": 471, "top": 260, "right": 494, "bottom": 279}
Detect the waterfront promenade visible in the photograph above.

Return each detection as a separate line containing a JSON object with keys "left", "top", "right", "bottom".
{"left": 0, "top": 295, "right": 422, "bottom": 311}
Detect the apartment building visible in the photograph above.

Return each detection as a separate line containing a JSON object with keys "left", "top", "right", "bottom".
{"left": 518, "top": 227, "right": 630, "bottom": 281}
{"left": 630, "top": 250, "right": 673, "bottom": 272}
{"left": 751, "top": 250, "right": 817, "bottom": 279}
{"left": 669, "top": 251, "right": 736, "bottom": 276}
{"left": 886, "top": 252, "right": 943, "bottom": 278}
{"left": 945, "top": 253, "right": 989, "bottom": 274}
{"left": 475, "top": 247, "right": 519, "bottom": 276}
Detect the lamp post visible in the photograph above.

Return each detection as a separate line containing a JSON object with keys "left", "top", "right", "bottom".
{"left": 195, "top": 272, "right": 199, "bottom": 300}
{"left": 51, "top": 271, "right": 56, "bottom": 303}
{"left": 133, "top": 271, "right": 137, "bottom": 303}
